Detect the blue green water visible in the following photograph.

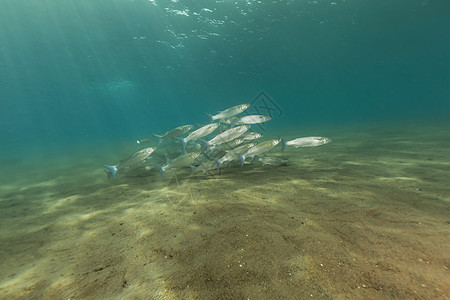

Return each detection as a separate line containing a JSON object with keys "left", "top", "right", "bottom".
{"left": 2, "top": 2, "right": 450, "bottom": 298}
{"left": 1, "top": 0, "right": 449, "bottom": 158}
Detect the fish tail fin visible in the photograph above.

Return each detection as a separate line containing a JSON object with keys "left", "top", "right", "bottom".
{"left": 104, "top": 165, "right": 118, "bottom": 179}
{"left": 214, "top": 158, "right": 222, "bottom": 170}
{"left": 281, "top": 139, "right": 287, "bottom": 152}
{"left": 201, "top": 151, "right": 213, "bottom": 160}
{"left": 175, "top": 137, "right": 187, "bottom": 155}
{"left": 205, "top": 113, "right": 213, "bottom": 123}
{"left": 155, "top": 164, "right": 165, "bottom": 176}
{"left": 198, "top": 139, "right": 210, "bottom": 151}
{"left": 152, "top": 133, "right": 163, "bottom": 145}
{"left": 239, "top": 155, "right": 245, "bottom": 167}
{"left": 230, "top": 120, "right": 238, "bottom": 128}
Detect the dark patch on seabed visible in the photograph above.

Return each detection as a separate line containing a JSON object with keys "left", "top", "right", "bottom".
{"left": 0, "top": 123, "right": 449, "bottom": 299}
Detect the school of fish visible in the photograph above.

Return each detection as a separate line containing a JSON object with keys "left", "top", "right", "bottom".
{"left": 104, "top": 103, "right": 332, "bottom": 178}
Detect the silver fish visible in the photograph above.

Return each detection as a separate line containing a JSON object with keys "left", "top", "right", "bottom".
{"left": 206, "top": 125, "right": 250, "bottom": 147}
{"left": 240, "top": 138, "right": 281, "bottom": 166}
{"left": 153, "top": 125, "right": 194, "bottom": 142}
{"left": 178, "top": 123, "right": 219, "bottom": 154}
{"left": 282, "top": 137, "right": 332, "bottom": 151}
{"left": 210, "top": 104, "right": 250, "bottom": 121}
{"left": 242, "top": 131, "right": 263, "bottom": 141}
{"left": 192, "top": 160, "right": 220, "bottom": 174}
{"left": 220, "top": 117, "right": 239, "bottom": 125}
{"left": 217, "top": 142, "right": 256, "bottom": 168}
{"left": 211, "top": 138, "right": 245, "bottom": 152}
{"left": 186, "top": 123, "right": 220, "bottom": 142}
{"left": 229, "top": 142, "right": 258, "bottom": 154}
{"left": 257, "top": 156, "right": 288, "bottom": 166}
{"left": 156, "top": 151, "right": 201, "bottom": 175}
{"left": 104, "top": 147, "right": 156, "bottom": 178}
{"left": 236, "top": 115, "right": 272, "bottom": 125}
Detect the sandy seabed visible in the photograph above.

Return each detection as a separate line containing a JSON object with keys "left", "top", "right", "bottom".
{"left": 0, "top": 122, "right": 449, "bottom": 299}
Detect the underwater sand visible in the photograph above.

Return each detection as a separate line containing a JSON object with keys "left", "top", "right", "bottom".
{"left": 0, "top": 122, "right": 449, "bottom": 299}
